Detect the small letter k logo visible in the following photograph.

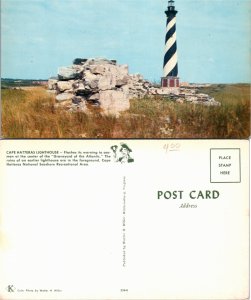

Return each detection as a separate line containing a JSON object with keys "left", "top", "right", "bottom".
{"left": 7, "top": 285, "right": 15, "bottom": 292}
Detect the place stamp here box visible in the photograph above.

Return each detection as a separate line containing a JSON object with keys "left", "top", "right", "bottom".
{"left": 210, "top": 148, "right": 241, "bottom": 183}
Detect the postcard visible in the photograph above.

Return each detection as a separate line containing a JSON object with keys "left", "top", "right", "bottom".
{"left": 1, "top": 0, "right": 250, "bottom": 299}
{"left": 0, "top": 139, "right": 249, "bottom": 299}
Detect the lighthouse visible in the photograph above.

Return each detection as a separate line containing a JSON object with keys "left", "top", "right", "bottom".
{"left": 161, "top": 0, "right": 179, "bottom": 88}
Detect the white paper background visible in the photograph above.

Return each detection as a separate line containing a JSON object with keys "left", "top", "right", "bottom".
{"left": 0, "top": 139, "right": 249, "bottom": 300}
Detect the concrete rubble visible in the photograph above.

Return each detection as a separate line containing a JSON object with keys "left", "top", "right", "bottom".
{"left": 48, "top": 58, "right": 220, "bottom": 115}
{"left": 163, "top": 89, "right": 221, "bottom": 106}
{"left": 48, "top": 58, "right": 155, "bottom": 116}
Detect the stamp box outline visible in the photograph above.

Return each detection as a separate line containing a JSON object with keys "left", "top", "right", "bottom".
{"left": 210, "top": 148, "right": 241, "bottom": 183}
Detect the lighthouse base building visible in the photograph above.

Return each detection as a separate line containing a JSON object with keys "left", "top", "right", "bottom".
{"left": 161, "top": 76, "right": 179, "bottom": 88}
{"left": 161, "top": 0, "right": 179, "bottom": 89}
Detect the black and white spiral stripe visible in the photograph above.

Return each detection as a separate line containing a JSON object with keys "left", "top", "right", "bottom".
{"left": 163, "top": 15, "right": 178, "bottom": 77}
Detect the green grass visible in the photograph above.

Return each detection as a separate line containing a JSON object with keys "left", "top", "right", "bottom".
{"left": 1, "top": 84, "right": 250, "bottom": 138}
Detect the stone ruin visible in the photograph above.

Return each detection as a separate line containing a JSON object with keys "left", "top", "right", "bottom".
{"left": 48, "top": 57, "right": 220, "bottom": 115}
{"left": 48, "top": 58, "right": 155, "bottom": 116}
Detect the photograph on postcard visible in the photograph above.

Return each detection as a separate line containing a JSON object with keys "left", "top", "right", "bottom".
{"left": 1, "top": 0, "right": 250, "bottom": 139}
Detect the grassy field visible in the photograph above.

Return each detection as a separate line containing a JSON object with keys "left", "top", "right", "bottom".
{"left": 1, "top": 84, "right": 250, "bottom": 138}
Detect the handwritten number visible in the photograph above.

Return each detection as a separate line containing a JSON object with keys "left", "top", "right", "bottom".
{"left": 163, "top": 143, "right": 181, "bottom": 153}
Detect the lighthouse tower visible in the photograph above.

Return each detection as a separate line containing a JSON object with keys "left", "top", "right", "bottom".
{"left": 161, "top": 0, "right": 179, "bottom": 88}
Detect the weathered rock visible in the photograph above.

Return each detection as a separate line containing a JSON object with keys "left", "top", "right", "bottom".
{"left": 84, "top": 70, "right": 97, "bottom": 81}
{"left": 99, "top": 90, "right": 130, "bottom": 115}
{"left": 205, "top": 101, "right": 221, "bottom": 106}
{"left": 73, "top": 81, "right": 84, "bottom": 89}
{"left": 56, "top": 92, "right": 74, "bottom": 102}
{"left": 75, "top": 82, "right": 92, "bottom": 96}
{"left": 152, "top": 87, "right": 180, "bottom": 95}
{"left": 117, "top": 65, "right": 129, "bottom": 76}
{"left": 58, "top": 67, "right": 82, "bottom": 80}
{"left": 73, "top": 58, "right": 88, "bottom": 65}
{"left": 108, "top": 65, "right": 129, "bottom": 85}
{"left": 84, "top": 70, "right": 100, "bottom": 89}
{"left": 121, "top": 85, "right": 130, "bottom": 95}
{"left": 86, "top": 58, "right": 116, "bottom": 66}
{"left": 129, "top": 73, "right": 143, "bottom": 82}
{"left": 88, "top": 93, "right": 100, "bottom": 101}
{"left": 116, "top": 76, "right": 129, "bottom": 87}
{"left": 98, "top": 74, "right": 116, "bottom": 90}
{"left": 76, "top": 90, "right": 92, "bottom": 97}
{"left": 56, "top": 81, "right": 73, "bottom": 92}
{"left": 48, "top": 79, "right": 58, "bottom": 90}
{"left": 89, "top": 65, "right": 106, "bottom": 75}
{"left": 72, "top": 96, "right": 85, "bottom": 104}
